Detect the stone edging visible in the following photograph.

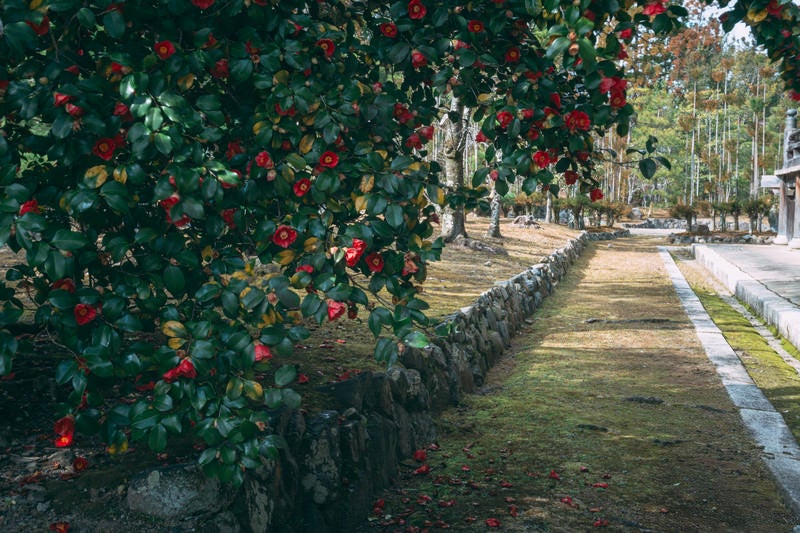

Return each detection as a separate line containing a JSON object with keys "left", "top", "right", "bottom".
{"left": 125, "top": 229, "right": 629, "bottom": 532}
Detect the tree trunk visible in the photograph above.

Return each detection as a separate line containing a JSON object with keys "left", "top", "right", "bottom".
{"left": 440, "top": 98, "right": 469, "bottom": 242}
{"left": 544, "top": 193, "right": 552, "bottom": 223}
{"left": 486, "top": 188, "right": 502, "bottom": 238}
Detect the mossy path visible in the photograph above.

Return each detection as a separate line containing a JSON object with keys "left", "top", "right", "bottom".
{"left": 361, "top": 236, "right": 797, "bottom": 532}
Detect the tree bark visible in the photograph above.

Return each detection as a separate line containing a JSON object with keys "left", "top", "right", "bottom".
{"left": 440, "top": 98, "right": 469, "bottom": 242}
{"left": 486, "top": 188, "right": 502, "bottom": 238}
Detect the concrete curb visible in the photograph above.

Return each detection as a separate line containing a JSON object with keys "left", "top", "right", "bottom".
{"left": 692, "top": 244, "right": 800, "bottom": 353}
{"left": 659, "top": 247, "right": 800, "bottom": 520}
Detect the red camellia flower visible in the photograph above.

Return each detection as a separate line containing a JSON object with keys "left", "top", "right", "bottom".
{"left": 417, "top": 125, "right": 434, "bottom": 140}
{"left": 413, "top": 449, "right": 427, "bottom": 462}
{"left": 54, "top": 93, "right": 71, "bottom": 107}
{"left": 402, "top": 253, "right": 419, "bottom": 276}
{"left": 408, "top": 0, "right": 427, "bottom": 19}
{"left": 405, "top": 133, "right": 423, "bottom": 149}
{"left": 297, "top": 373, "right": 310, "bottom": 384}
{"left": 26, "top": 15, "right": 50, "bottom": 36}
{"left": 272, "top": 225, "right": 298, "bottom": 248}
{"left": 642, "top": 0, "right": 666, "bottom": 16}
{"left": 590, "top": 188, "right": 604, "bottom": 202}
{"left": 254, "top": 343, "right": 273, "bottom": 362}
{"left": 618, "top": 28, "right": 633, "bottom": 40}
{"left": 505, "top": 46, "right": 521, "bottom": 63}
{"left": 609, "top": 91, "right": 627, "bottom": 109}
{"left": 154, "top": 40, "right": 177, "bottom": 60}
{"left": 72, "top": 457, "right": 89, "bottom": 473}
{"left": 345, "top": 239, "right": 367, "bottom": 267}
{"left": 49, "top": 522, "right": 70, "bottom": 533}
{"left": 467, "top": 19, "right": 485, "bottom": 33}
{"left": 92, "top": 138, "right": 118, "bottom": 161}
{"left": 65, "top": 103, "right": 84, "bottom": 118}
{"left": 600, "top": 76, "right": 627, "bottom": 94}
{"left": 293, "top": 178, "right": 311, "bottom": 197}
{"left": 74, "top": 303, "right": 98, "bottom": 326}
{"left": 496, "top": 110, "right": 514, "bottom": 129}
{"left": 255, "top": 150, "right": 274, "bottom": 169}
{"left": 413, "top": 464, "right": 431, "bottom": 475}
{"left": 54, "top": 415, "right": 75, "bottom": 438}
{"left": 564, "top": 170, "right": 579, "bottom": 185}
{"left": 296, "top": 264, "right": 314, "bottom": 274}
{"left": 485, "top": 517, "right": 501, "bottom": 527}
{"left": 113, "top": 102, "right": 133, "bottom": 121}
{"left": 163, "top": 358, "right": 197, "bottom": 383}
{"left": 191, "top": 0, "right": 215, "bottom": 8}
{"left": 316, "top": 38, "right": 335, "bottom": 58}
{"left": 327, "top": 300, "right": 346, "bottom": 321}
{"left": 18, "top": 199, "right": 40, "bottom": 216}
{"left": 221, "top": 208, "right": 236, "bottom": 228}
{"left": 319, "top": 151, "right": 339, "bottom": 168}
{"left": 411, "top": 51, "right": 428, "bottom": 68}
{"left": 365, "top": 252, "right": 384, "bottom": 272}
{"left": 564, "top": 110, "right": 591, "bottom": 132}
{"left": 533, "top": 150, "right": 550, "bottom": 168}
{"left": 211, "top": 58, "right": 229, "bottom": 79}
{"left": 475, "top": 131, "right": 488, "bottom": 143}
{"left": 52, "top": 278, "right": 76, "bottom": 293}
{"left": 380, "top": 22, "right": 398, "bottom": 37}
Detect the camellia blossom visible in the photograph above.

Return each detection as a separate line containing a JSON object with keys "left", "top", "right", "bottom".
{"left": 505, "top": 47, "right": 521, "bottom": 63}
{"left": 405, "top": 133, "right": 423, "bottom": 149}
{"left": 54, "top": 415, "right": 75, "bottom": 447}
{"left": 191, "top": 0, "right": 215, "bottom": 8}
{"left": 26, "top": 16, "right": 50, "bottom": 36}
{"left": 411, "top": 51, "right": 428, "bottom": 68}
{"left": 564, "top": 170, "right": 579, "bottom": 185}
{"left": 72, "top": 456, "right": 89, "bottom": 473}
{"left": 162, "top": 358, "right": 197, "bottom": 383}
{"left": 54, "top": 93, "right": 72, "bottom": 107}
{"left": 417, "top": 125, "right": 434, "bottom": 140}
{"left": 52, "top": 278, "right": 76, "bottom": 293}
{"left": 475, "top": 131, "right": 488, "bottom": 143}
{"left": 618, "top": 28, "right": 633, "bottom": 40}
{"left": 413, "top": 449, "right": 427, "bottom": 462}
{"left": 272, "top": 225, "right": 298, "bottom": 248}
{"left": 380, "top": 22, "right": 398, "bottom": 38}
{"left": 345, "top": 238, "right": 367, "bottom": 267}
{"left": 254, "top": 343, "right": 273, "bottom": 362}
{"left": 327, "top": 300, "right": 346, "bottom": 321}
{"left": 496, "top": 111, "right": 514, "bottom": 129}
{"left": 402, "top": 253, "right": 419, "bottom": 276}
{"left": 365, "top": 252, "right": 384, "bottom": 272}
{"left": 293, "top": 177, "right": 311, "bottom": 197}
{"left": 316, "top": 38, "right": 335, "bottom": 58}
{"left": 296, "top": 264, "right": 314, "bottom": 274}
{"left": 255, "top": 150, "right": 274, "bottom": 169}
{"left": 154, "top": 40, "right": 177, "bottom": 60}
{"left": 590, "top": 188, "right": 604, "bottom": 202}
{"left": 49, "top": 521, "right": 70, "bottom": 533}
{"left": 533, "top": 150, "right": 550, "bottom": 168}
{"left": 609, "top": 91, "right": 626, "bottom": 109}
{"left": 19, "top": 199, "right": 40, "bottom": 216}
{"left": 485, "top": 517, "right": 501, "bottom": 527}
{"left": 408, "top": 0, "right": 427, "bottom": 19}
{"left": 319, "top": 151, "right": 339, "bottom": 168}
{"left": 74, "top": 303, "right": 98, "bottom": 326}
{"left": 564, "top": 110, "right": 591, "bottom": 132}
{"left": 92, "top": 138, "right": 118, "bottom": 160}
{"left": 642, "top": 0, "right": 667, "bottom": 16}
{"left": 221, "top": 208, "right": 236, "bottom": 228}
{"left": 467, "top": 20, "right": 485, "bottom": 33}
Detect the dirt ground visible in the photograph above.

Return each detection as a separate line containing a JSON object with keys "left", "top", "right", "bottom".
{"left": 2, "top": 221, "right": 797, "bottom": 532}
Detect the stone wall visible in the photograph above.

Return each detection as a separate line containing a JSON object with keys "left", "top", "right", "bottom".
{"left": 123, "top": 229, "right": 628, "bottom": 532}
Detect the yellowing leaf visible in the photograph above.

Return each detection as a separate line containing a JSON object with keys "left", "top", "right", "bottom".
{"left": 430, "top": 185, "right": 445, "bottom": 206}
{"left": 353, "top": 194, "right": 368, "bottom": 212}
{"left": 252, "top": 121, "right": 269, "bottom": 135}
{"left": 299, "top": 134, "right": 316, "bottom": 154}
{"left": 746, "top": 8, "right": 768, "bottom": 23}
{"left": 274, "top": 70, "right": 290, "bottom": 84}
{"left": 168, "top": 337, "right": 186, "bottom": 350}
{"left": 360, "top": 175, "right": 374, "bottom": 193}
{"left": 232, "top": 270, "right": 249, "bottom": 281}
{"left": 113, "top": 167, "right": 128, "bottom": 184}
{"left": 177, "top": 73, "right": 195, "bottom": 91}
{"left": 302, "top": 113, "right": 316, "bottom": 127}
{"left": 84, "top": 165, "right": 109, "bottom": 189}
{"left": 29, "top": 0, "right": 44, "bottom": 10}
{"left": 276, "top": 249, "right": 296, "bottom": 266}
{"left": 107, "top": 438, "right": 129, "bottom": 456}
{"left": 303, "top": 237, "right": 319, "bottom": 253}
{"left": 202, "top": 245, "right": 215, "bottom": 263}
{"left": 239, "top": 286, "right": 252, "bottom": 301}
{"left": 258, "top": 310, "right": 277, "bottom": 327}
{"left": 410, "top": 234, "right": 423, "bottom": 249}
{"left": 244, "top": 380, "right": 264, "bottom": 401}
{"left": 477, "top": 93, "right": 492, "bottom": 104}
{"left": 162, "top": 320, "right": 187, "bottom": 338}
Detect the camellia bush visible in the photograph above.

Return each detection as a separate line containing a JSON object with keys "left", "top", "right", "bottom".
{"left": 1, "top": 0, "right": 798, "bottom": 485}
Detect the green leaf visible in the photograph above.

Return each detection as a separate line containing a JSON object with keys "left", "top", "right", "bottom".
{"left": 639, "top": 158, "right": 657, "bottom": 179}
{"left": 154, "top": 133, "right": 173, "bottom": 155}
{"left": 131, "top": 407, "right": 160, "bottom": 430}
{"left": 153, "top": 393, "right": 174, "bottom": 412}
{"left": 77, "top": 7, "right": 96, "bottom": 28}
{"left": 384, "top": 204, "right": 405, "bottom": 229}
{"left": 163, "top": 265, "right": 186, "bottom": 296}
{"left": 51, "top": 230, "right": 88, "bottom": 251}
{"left": 274, "top": 365, "right": 296, "bottom": 388}
{"left": 102, "top": 10, "right": 126, "bottom": 39}
{"left": 403, "top": 330, "right": 429, "bottom": 349}
{"left": 148, "top": 424, "right": 168, "bottom": 452}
